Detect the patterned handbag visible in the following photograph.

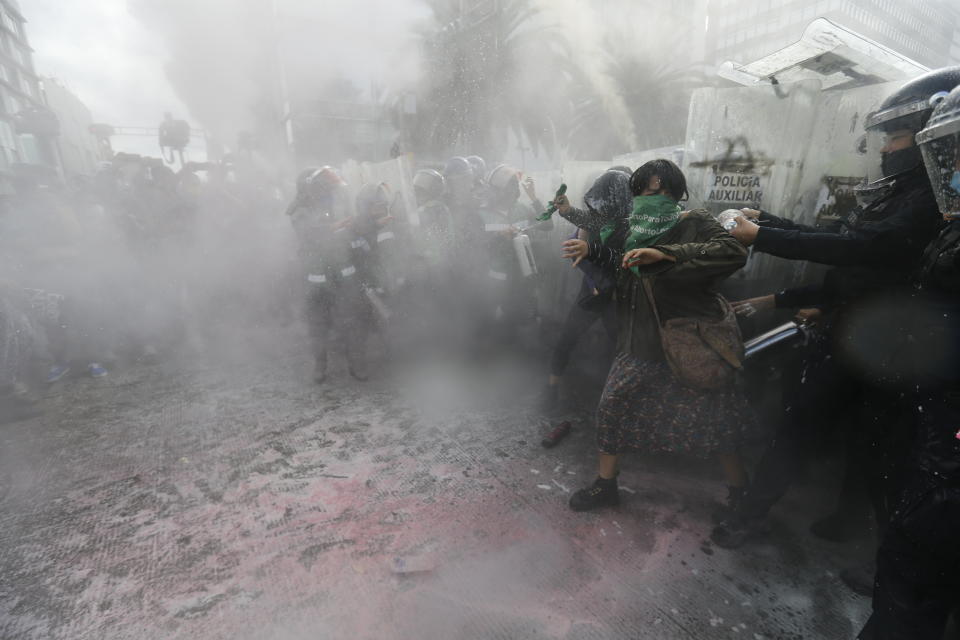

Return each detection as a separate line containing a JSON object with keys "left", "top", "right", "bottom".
{"left": 642, "top": 279, "right": 744, "bottom": 391}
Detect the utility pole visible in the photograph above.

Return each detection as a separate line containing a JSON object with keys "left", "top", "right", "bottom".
{"left": 271, "top": 0, "right": 295, "bottom": 163}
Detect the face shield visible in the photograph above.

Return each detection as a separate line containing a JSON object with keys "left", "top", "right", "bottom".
{"left": 862, "top": 100, "right": 929, "bottom": 184}
{"left": 863, "top": 126, "right": 920, "bottom": 184}
{"left": 487, "top": 165, "right": 521, "bottom": 209}
{"left": 917, "top": 91, "right": 960, "bottom": 220}
{"left": 500, "top": 175, "right": 521, "bottom": 206}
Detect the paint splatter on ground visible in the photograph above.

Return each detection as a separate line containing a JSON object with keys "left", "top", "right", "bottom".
{"left": 0, "top": 344, "right": 872, "bottom": 639}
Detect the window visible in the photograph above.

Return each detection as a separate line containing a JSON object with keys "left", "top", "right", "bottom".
{"left": 18, "top": 133, "right": 40, "bottom": 164}
{"left": 0, "top": 119, "right": 19, "bottom": 165}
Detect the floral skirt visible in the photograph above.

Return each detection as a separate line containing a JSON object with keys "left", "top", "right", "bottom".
{"left": 596, "top": 353, "right": 754, "bottom": 458}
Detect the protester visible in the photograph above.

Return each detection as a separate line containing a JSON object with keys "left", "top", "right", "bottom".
{"left": 554, "top": 159, "right": 753, "bottom": 511}
{"left": 539, "top": 168, "right": 630, "bottom": 413}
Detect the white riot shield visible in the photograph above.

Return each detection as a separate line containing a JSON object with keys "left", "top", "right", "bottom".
{"left": 683, "top": 78, "right": 901, "bottom": 288}
{"left": 684, "top": 79, "right": 820, "bottom": 284}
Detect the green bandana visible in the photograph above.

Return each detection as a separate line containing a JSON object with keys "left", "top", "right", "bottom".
{"left": 537, "top": 183, "right": 568, "bottom": 221}
{"left": 624, "top": 194, "right": 681, "bottom": 275}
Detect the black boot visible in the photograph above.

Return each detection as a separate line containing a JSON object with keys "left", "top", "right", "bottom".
{"left": 569, "top": 476, "right": 620, "bottom": 512}
{"left": 710, "top": 513, "right": 769, "bottom": 549}
{"left": 712, "top": 484, "right": 747, "bottom": 524}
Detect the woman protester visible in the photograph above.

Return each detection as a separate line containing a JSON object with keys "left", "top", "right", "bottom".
{"left": 555, "top": 159, "right": 754, "bottom": 512}
{"left": 540, "top": 168, "right": 631, "bottom": 414}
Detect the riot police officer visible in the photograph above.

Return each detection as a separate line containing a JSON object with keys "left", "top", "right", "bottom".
{"left": 473, "top": 164, "right": 550, "bottom": 346}
{"left": 858, "top": 81, "right": 960, "bottom": 640}
{"left": 351, "top": 182, "right": 407, "bottom": 351}
{"left": 442, "top": 156, "right": 478, "bottom": 220}
{"left": 466, "top": 155, "right": 487, "bottom": 198}
{"left": 412, "top": 169, "right": 454, "bottom": 276}
{"left": 352, "top": 182, "right": 401, "bottom": 293}
{"left": 286, "top": 166, "right": 369, "bottom": 383}
{"left": 715, "top": 68, "right": 960, "bottom": 565}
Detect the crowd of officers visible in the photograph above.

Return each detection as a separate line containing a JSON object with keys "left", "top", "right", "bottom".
{"left": 0, "top": 150, "right": 287, "bottom": 421}
{"left": 285, "top": 155, "right": 556, "bottom": 383}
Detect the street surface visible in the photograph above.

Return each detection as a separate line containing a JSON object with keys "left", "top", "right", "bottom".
{"left": 0, "top": 334, "right": 872, "bottom": 639}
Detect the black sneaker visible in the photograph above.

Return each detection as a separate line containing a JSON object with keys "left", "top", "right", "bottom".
{"left": 710, "top": 514, "right": 768, "bottom": 549}
{"left": 569, "top": 476, "right": 620, "bottom": 512}
{"left": 541, "top": 421, "right": 572, "bottom": 448}
{"left": 711, "top": 484, "right": 747, "bottom": 524}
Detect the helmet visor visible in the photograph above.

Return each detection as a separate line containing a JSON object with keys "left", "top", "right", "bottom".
{"left": 919, "top": 127, "right": 960, "bottom": 219}
{"left": 863, "top": 126, "right": 917, "bottom": 184}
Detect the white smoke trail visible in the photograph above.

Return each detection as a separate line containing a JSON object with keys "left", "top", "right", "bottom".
{"left": 531, "top": 0, "right": 639, "bottom": 151}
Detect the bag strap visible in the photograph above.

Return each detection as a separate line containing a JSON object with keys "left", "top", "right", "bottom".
{"left": 640, "top": 278, "right": 663, "bottom": 329}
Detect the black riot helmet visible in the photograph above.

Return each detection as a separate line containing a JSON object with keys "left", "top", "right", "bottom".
{"left": 862, "top": 66, "right": 960, "bottom": 190}
{"left": 443, "top": 156, "right": 473, "bottom": 205}
{"left": 355, "top": 181, "right": 391, "bottom": 217}
{"left": 466, "top": 155, "right": 487, "bottom": 186}
{"left": 917, "top": 83, "right": 960, "bottom": 219}
{"left": 294, "top": 166, "right": 319, "bottom": 196}
{"left": 297, "top": 166, "right": 345, "bottom": 201}
{"left": 412, "top": 169, "right": 444, "bottom": 204}
{"left": 486, "top": 163, "right": 521, "bottom": 209}
{"left": 443, "top": 156, "right": 472, "bottom": 179}
{"left": 288, "top": 165, "right": 346, "bottom": 217}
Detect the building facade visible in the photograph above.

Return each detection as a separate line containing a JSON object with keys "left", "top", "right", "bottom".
{"left": 42, "top": 77, "right": 99, "bottom": 179}
{"left": 0, "top": 0, "right": 60, "bottom": 177}
{"left": 706, "top": 0, "right": 960, "bottom": 69}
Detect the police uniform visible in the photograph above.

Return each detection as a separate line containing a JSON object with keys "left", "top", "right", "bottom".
{"left": 860, "top": 76, "right": 960, "bottom": 640}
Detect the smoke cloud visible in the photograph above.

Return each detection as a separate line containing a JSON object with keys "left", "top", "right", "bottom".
{"left": 128, "top": 0, "right": 430, "bottom": 150}
{"left": 531, "top": 0, "right": 639, "bottom": 151}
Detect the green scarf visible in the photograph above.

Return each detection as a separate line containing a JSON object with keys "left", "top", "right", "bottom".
{"left": 624, "top": 194, "right": 682, "bottom": 275}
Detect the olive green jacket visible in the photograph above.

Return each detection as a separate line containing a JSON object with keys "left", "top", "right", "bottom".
{"left": 611, "top": 210, "right": 748, "bottom": 360}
